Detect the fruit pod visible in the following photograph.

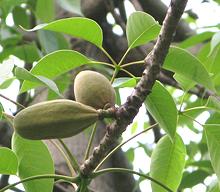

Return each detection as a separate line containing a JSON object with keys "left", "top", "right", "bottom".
{"left": 74, "top": 70, "right": 116, "bottom": 109}
{"left": 14, "top": 99, "right": 98, "bottom": 140}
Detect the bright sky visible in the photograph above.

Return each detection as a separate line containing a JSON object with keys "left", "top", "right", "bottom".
{"left": 1, "top": 0, "right": 220, "bottom": 191}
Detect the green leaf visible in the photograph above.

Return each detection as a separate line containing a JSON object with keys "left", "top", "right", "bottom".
{"left": 37, "top": 30, "right": 69, "bottom": 54}
{"left": 12, "top": 6, "right": 30, "bottom": 28}
{"left": 115, "top": 88, "right": 121, "bottom": 106}
{"left": 0, "top": 147, "right": 18, "bottom": 175}
{"left": 55, "top": 0, "right": 82, "bottom": 15}
{"left": 47, "top": 73, "right": 71, "bottom": 100}
{"left": 208, "top": 182, "right": 220, "bottom": 192}
{"left": 0, "top": 58, "right": 14, "bottom": 79}
{"left": 125, "top": 148, "right": 135, "bottom": 162}
{"left": 205, "top": 45, "right": 220, "bottom": 77}
{"left": 0, "top": 24, "right": 22, "bottom": 46}
{"left": 163, "top": 46, "right": 215, "bottom": 91}
{"left": 126, "top": 11, "right": 160, "bottom": 49}
{"left": 13, "top": 43, "right": 41, "bottom": 63}
{"left": 24, "top": 17, "right": 103, "bottom": 47}
{"left": 150, "top": 134, "right": 186, "bottom": 192}
{"left": 112, "top": 77, "right": 137, "bottom": 88}
{"left": 0, "top": 43, "right": 41, "bottom": 63}
{"left": 145, "top": 81, "right": 177, "bottom": 140}
{"left": 20, "top": 50, "right": 90, "bottom": 92}
{"left": 205, "top": 124, "right": 220, "bottom": 187}
{"left": 206, "top": 96, "right": 220, "bottom": 113}
{"left": 12, "top": 133, "right": 55, "bottom": 192}
{"left": 173, "top": 73, "right": 196, "bottom": 91}
{"left": 0, "top": 103, "right": 3, "bottom": 119}
{"left": 35, "top": 0, "right": 55, "bottom": 22}
{"left": 209, "top": 32, "right": 220, "bottom": 55}
{"left": 15, "top": 67, "right": 62, "bottom": 97}
{"left": 131, "top": 121, "right": 138, "bottom": 134}
{"left": 179, "top": 170, "right": 209, "bottom": 189}
{"left": 179, "top": 32, "right": 214, "bottom": 49}
{"left": 197, "top": 43, "right": 210, "bottom": 62}
{"left": 0, "top": 77, "right": 16, "bottom": 89}
{"left": 0, "top": 0, "right": 26, "bottom": 18}
{"left": 188, "top": 160, "right": 214, "bottom": 174}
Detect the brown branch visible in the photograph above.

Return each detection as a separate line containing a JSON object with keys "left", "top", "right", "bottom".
{"left": 0, "top": 94, "right": 25, "bottom": 110}
{"left": 80, "top": 0, "right": 188, "bottom": 176}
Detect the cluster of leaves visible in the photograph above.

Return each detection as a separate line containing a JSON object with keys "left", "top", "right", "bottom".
{"left": 0, "top": 1, "right": 220, "bottom": 192}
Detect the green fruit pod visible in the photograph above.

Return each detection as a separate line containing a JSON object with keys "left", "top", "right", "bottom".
{"left": 74, "top": 70, "right": 116, "bottom": 109}
{"left": 14, "top": 99, "right": 98, "bottom": 140}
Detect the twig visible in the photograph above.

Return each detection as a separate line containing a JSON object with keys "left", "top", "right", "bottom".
{"left": 0, "top": 174, "right": 78, "bottom": 192}
{"left": 84, "top": 123, "right": 97, "bottom": 161}
{"left": 92, "top": 168, "right": 173, "bottom": 192}
{"left": 94, "top": 123, "right": 157, "bottom": 171}
{"left": 49, "top": 140, "right": 76, "bottom": 177}
{"left": 58, "top": 139, "right": 80, "bottom": 173}
{"left": 0, "top": 94, "right": 25, "bottom": 109}
{"left": 80, "top": 0, "right": 188, "bottom": 176}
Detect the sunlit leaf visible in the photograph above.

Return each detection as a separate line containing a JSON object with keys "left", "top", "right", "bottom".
{"left": 179, "top": 170, "right": 209, "bottom": 189}
{"left": 209, "top": 31, "right": 220, "bottom": 55}
{"left": 173, "top": 73, "right": 196, "bottom": 91}
{"left": 206, "top": 96, "right": 220, "bottom": 113}
{"left": 16, "top": 67, "right": 62, "bottom": 97}
{"left": 150, "top": 134, "right": 186, "bottom": 192}
{"left": 0, "top": 147, "right": 18, "bottom": 175}
{"left": 179, "top": 32, "right": 214, "bottom": 49}
{"left": 208, "top": 182, "right": 220, "bottom": 192}
{"left": 0, "top": 58, "right": 14, "bottom": 80}
{"left": 12, "top": 133, "right": 55, "bottom": 192}
{"left": 35, "top": 0, "right": 55, "bottom": 22}
{"left": 20, "top": 50, "right": 91, "bottom": 92}
{"left": 126, "top": 11, "right": 160, "bottom": 49}
{"left": 145, "top": 81, "right": 177, "bottom": 140}
{"left": 205, "top": 124, "right": 220, "bottom": 187}
{"left": 0, "top": 77, "right": 16, "bottom": 89}
{"left": 112, "top": 77, "right": 137, "bottom": 88}
{"left": 163, "top": 46, "right": 215, "bottom": 91}
{"left": 37, "top": 30, "right": 69, "bottom": 54}
{"left": 23, "top": 17, "right": 103, "bottom": 47}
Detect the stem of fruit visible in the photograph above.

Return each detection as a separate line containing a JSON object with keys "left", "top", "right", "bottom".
{"left": 58, "top": 139, "right": 80, "bottom": 173}
{"left": 94, "top": 123, "right": 158, "bottom": 172}
{"left": 49, "top": 140, "right": 76, "bottom": 176}
{"left": 84, "top": 123, "right": 97, "bottom": 161}
{"left": 0, "top": 174, "right": 79, "bottom": 192}
{"left": 0, "top": 93, "right": 25, "bottom": 109}
{"left": 92, "top": 168, "right": 173, "bottom": 192}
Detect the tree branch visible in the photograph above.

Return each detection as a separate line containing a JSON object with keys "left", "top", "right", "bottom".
{"left": 80, "top": 0, "right": 188, "bottom": 176}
